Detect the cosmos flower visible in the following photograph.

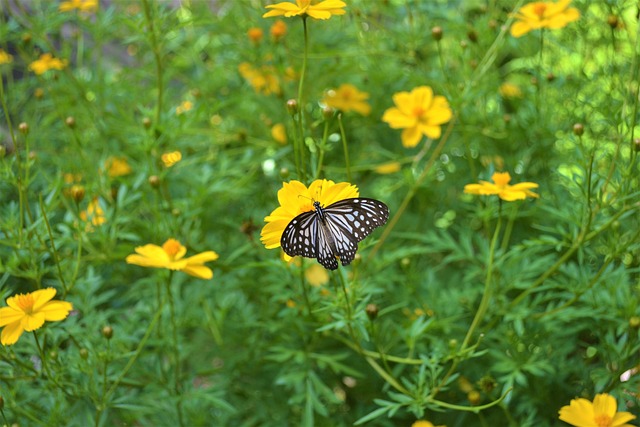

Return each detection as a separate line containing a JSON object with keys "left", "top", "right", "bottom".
{"left": 28, "top": 53, "right": 68, "bottom": 75}
{"left": 510, "top": 0, "right": 580, "bottom": 38}
{"left": 464, "top": 172, "right": 539, "bottom": 201}
{"left": 322, "top": 84, "right": 371, "bottom": 116}
{"left": 559, "top": 393, "right": 636, "bottom": 427}
{"left": 263, "top": 0, "right": 346, "bottom": 20}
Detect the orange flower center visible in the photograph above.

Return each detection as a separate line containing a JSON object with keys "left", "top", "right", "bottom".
{"left": 412, "top": 106, "right": 425, "bottom": 118}
{"left": 533, "top": 4, "right": 547, "bottom": 18}
{"left": 594, "top": 414, "right": 612, "bottom": 427}
{"left": 14, "top": 294, "right": 35, "bottom": 314}
{"left": 162, "top": 239, "right": 182, "bottom": 259}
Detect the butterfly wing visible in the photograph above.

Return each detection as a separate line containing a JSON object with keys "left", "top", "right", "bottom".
{"left": 322, "top": 198, "right": 389, "bottom": 266}
{"left": 280, "top": 210, "right": 318, "bottom": 259}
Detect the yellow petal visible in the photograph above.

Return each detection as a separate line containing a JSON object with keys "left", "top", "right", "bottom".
{"left": 40, "top": 301, "right": 73, "bottom": 321}
{"left": 510, "top": 21, "right": 533, "bottom": 38}
{"left": 391, "top": 91, "right": 413, "bottom": 116}
{"left": 181, "top": 264, "right": 214, "bottom": 279}
{"left": 126, "top": 254, "right": 171, "bottom": 269}
{"left": 31, "top": 288, "right": 57, "bottom": 312}
{"left": 412, "top": 86, "right": 434, "bottom": 110}
{"left": 184, "top": 251, "right": 219, "bottom": 264}
{"left": 420, "top": 124, "right": 442, "bottom": 139}
{"left": 382, "top": 108, "right": 417, "bottom": 129}
{"left": 21, "top": 312, "right": 45, "bottom": 332}
{"left": 133, "top": 244, "right": 171, "bottom": 263}
{"left": 401, "top": 127, "right": 423, "bottom": 148}
{"left": 1, "top": 321, "right": 24, "bottom": 346}
{"left": 611, "top": 411, "right": 637, "bottom": 425}
{"left": 592, "top": 393, "right": 617, "bottom": 418}
{"left": 0, "top": 306, "right": 25, "bottom": 327}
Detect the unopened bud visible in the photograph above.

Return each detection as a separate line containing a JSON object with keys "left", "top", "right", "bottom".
{"left": 142, "top": 117, "right": 152, "bottom": 129}
{"left": 468, "top": 390, "right": 481, "bottom": 405}
{"left": 630, "top": 316, "right": 640, "bottom": 329}
{"left": 148, "top": 175, "right": 160, "bottom": 188}
{"left": 286, "top": 99, "right": 298, "bottom": 115}
{"left": 70, "top": 185, "right": 85, "bottom": 203}
{"left": 607, "top": 15, "right": 619, "bottom": 29}
{"left": 79, "top": 348, "right": 89, "bottom": 359}
{"left": 365, "top": 303, "right": 379, "bottom": 321}
{"left": 431, "top": 26, "right": 443, "bottom": 41}
{"left": 573, "top": 123, "right": 584, "bottom": 136}
{"left": 634, "top": 138, "right": 640, "bottom": 152}
{"left": 546, "top": 73, "right": 555, "bottom": 82}
{"left": 102, "top": 325, "right": 113, "bottom": 339}
{"left": 467, "top": 29, "right": 478, "bottom": 43}
{"left": 279, "top": 167, "right": 289, "bottom": 179}
{"left": 19, "top": 122, "right": 29, "bottom": 134}
{"left": 65, "top": 116, "right": 76, "bottom": 128}
{"left": 322, "top": 105, "right": 335, "bottom": 120}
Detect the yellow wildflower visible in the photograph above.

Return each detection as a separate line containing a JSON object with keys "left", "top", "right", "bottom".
{"left": 559, "top": 393, "right": 636, "bottom": 427}
{"left": 126, "top": 238, "right": 219, "bottom": 280}
{"left": 382, "top": 86, "right": 452, "bottom": 148}
{"left": 499, "top": 82, "right": 523, "bottom": 99}
{"left": 271, "top": 123, "right": 287, "bottom": 144}
{"left": 28, "top": 53, "right": 68, "bottom": 75}
{"left": 322, "top": 84, "right": 371, "bottom": 116}
{"left": 247, "top": 27, "right": 264, "bottom": 43}
{"left": 412, "top": 421, "right": 446, "bottom": 427}
{"left": 305, "top": 264, "right": 329, "bottom": 286}
{"left": 0, "top": 288, "right": 73, "bottom": 346}
{"left": 104, "top": 156, "right": 132, "bottom": 178}
{"left": 59, "top": 0, "right": 98, "bottom": 13}
{"left": 161, "top": 151, "right": 182, "bottom": 168}
{"left": 80, "top": 197, "right": 107, "bottom": 227}
{"left": 238, "top": 62, "right": 281, "bottom": 95}
{"left": 263, "top": 0, "right": 346, "bottom": 20}
{"left": 176, "top": 100, "right": 193, "bottom": 115}
{"left": 0, "top": 49, "right": 13, "bottom": 65}
{"left": 374, "top": 161, "right": 401, "bottom": 174}
{"left": 464, "top": 172, "right": 539, "bottom": 201}
{"left": 510, "top": 0, "right": 580, "bottom": 38}
{"left": 270, "top": 20, "right": 288, "bottom": 40}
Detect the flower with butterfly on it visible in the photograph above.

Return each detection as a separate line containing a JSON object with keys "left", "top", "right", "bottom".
{"left": 261, "top": 180, "right": 389, "bottom": 270}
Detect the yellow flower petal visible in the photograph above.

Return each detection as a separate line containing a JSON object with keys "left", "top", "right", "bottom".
{"left": 39, "top": 301, "right": 74, "bottom": 321}
{"left": 0, "top": 307, "right": 24, "bottom": 327}
{"left": 401, "top": 126, "right": 423, "bottom": 148}
{"left": 181, "top": 265, "right": 214, "bottom": 279}
{"left": 1, "top": 321, "right": 24, "bottom": 346}
{"left": 21, "top": 312, "right": 46, "bottom": 332}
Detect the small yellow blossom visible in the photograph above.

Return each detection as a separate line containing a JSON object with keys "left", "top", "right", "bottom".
{"left": 374, "top": 161, "right": 401, "bottom": 174}
{"left": 176, "top": 100, "right": 193, "bottom": 115}
{"left": 286, "top": 299, "right": 296, "bottom": 308}
{"left": 161, "top": 151, "right": 182, "bottom": 168}
{"left": 238, "top": 62, "right": 281, "bottom": 95}
{"left": 263, "top": 0, "right": 346, "bottom": 20}
{"left": 382, "top": 86, "right": 452, "bottom": 148}
{"left": 305, "top": 264, "right": 329, "bottom": 286}
{"left": 63, "top": 173, "right": 82, "bottom": 184}
{"left": 499, "top": 82, "right": 523, "bottom": 99}
{"left": 0, "top": 288, "right": 73, "bottom": 346}
{"left": 0, "top": 49, "right": 13, "bottom": 65}
{"left": 559, "top": 393, "right": 636, "bottom": 427}
{"left": 510, "top": 0, "right": 580, "bottom": 38}
{"left": 322, "top": 84, "right": 371, "bottom": 116}
{"left": 80, "top": 197, "right": 107, "bottom": 227}
{"left": 104, "top": 156, "right": 132, "bottom": 178}
{"left": 59, "top": 0, "right": 98, "bottom": 13}
{"left": 464, "top": 172, "right": 539, "bottom": 201}
{"left": 247, "top": 27, "right": 264, "bottom": 43}
{"left": 28, "top": 53, "right": 68, "bottom": 75}
{"left": 412, "top": 421, "right": 446, "bottom": 427}
{"left": 261, "top": 179, "right": 359, "bottom": 249}
{"left": 126, "top": 238, "right": 219, "bottom": 280}
{"left": 270, "top": 20, "right": 288, "bottom": 40}
{"left": 271, "top": 123, "right": 287, "bottom": 144}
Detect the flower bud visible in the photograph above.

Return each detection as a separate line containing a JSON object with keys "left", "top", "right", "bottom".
{"left": 79, "top": 348, "right": 89, "bottom": 359}
{"left": 102, "top": 325, "right": 113, "bottom": 339}
{"left": 70, "top": 185, "right": 85, "bottom": 203}
{"left": 468, "top": 390, "right": 481, "bottom": 405}
{"left": 365, "top": 303, "right": 379, "bottom": 321}
{"left": 286, "top": 99, "right": 298, "bottom": 115}
{"left": 467, "top": 29, "right": 478, "bottom": 43}
{"left": 28, "top": 150, "right": 37, "bottom": 160}
{"left": 630, "top": 316, "right": 640, "bottom": 329}
{"left": 478, "top": 375, "right": 497, "bottom": 393}
{"left": 279, "top": 167, "right": 289, "bottom": 179}
{"left": 488, "top": 19, "right": 497, "bottom": 30}
{"left": 18, "top": 122, "right": 29, "bottom": 134}
{"left": 22, "top": 33, "right": 32, "bottom": 44}
{"left": 546, "top": 73, "right": 555, "bottom": 82}
{"left": 634, "top": 138, "right": 640, "bottom": 152}
{"left": 65, "top": 116, "right": 76, "bottom": 128}
{"left": 322, "top": 105, "right": 335, "bottom": 120}
{"left": 573, "top": 123, "right": 584, "bottom": 136}
{"left": 35, "top": 88, "right": 44, "bottom": 99}
{"left": 607, "top": 15, "right": 619, "bottom": 29}
{"left": 431, "top": 26, "right": 443, "bottom": 41}
{"left": 148, "top": 175, "right": 160, "bottom": 188}
{"left": 142, "top": 117, "right": 152, "bottom": 129}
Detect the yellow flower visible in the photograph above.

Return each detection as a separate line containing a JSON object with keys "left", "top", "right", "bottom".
{"left": 0, "top": 288, "right": 73, "bottom": 346}
{"left": 0, "top": 49, "right": 13, "bottom": 65}
{"left": 176, "top": 100, "right": 193, "bottom": 115}
{"left": 261, "top": 179, "right": 359, "bottom": 249}
{"left": 238, "top": 62, "right": 281, "bottom": 95}
{"left": 305, "top": 264, "right": 329, "bottom": 286}
{"left": 464, "top": 172, "right": 539, "bottom": 201}
{"left": 59, "top": 0, "right": 98, "bottom": 13}
{"left": 412, "top": 421, "right": 446, "bottom": 427}
{"left": 510, "top": 0, "right": 580, "bottom": 38}
{"left": 247, "top": 27, "right": 264, "bottom": 43}
{"left": 271, "top": 123, "right": 287, "bottom": 144}
{"left": 374, "top": 161, "right": 401, "bottom": 174}
{"left": 28, "top": 53, "right": 68, "bottom": 75}
{"left": 322, "top": 84, "right": 371, "bottom": 116}
{"left": 126, "top": 238, "right": 219, "bottom": 280}
{"left": 104, "top": 156, "right": 132, "bottom": 178}
{"left": 80, "top": 197, "right": 107, "bottom": 227}
{"left": 499, "top": 82, "right": 523, "bottom": 99}
{"left": 161, "top": 151, "right": 182, "bottom": 167}
{"left": 263, "top": 0, "right": 346, "bottom": 20}
{"left": 382, "top": 86, "right": 452, "bottom": 148}
{"left": 270, "top": 20, "right": 288, "bottom": 40}
{"left": 559, "top": 393, "right": 636, "bottom": 427}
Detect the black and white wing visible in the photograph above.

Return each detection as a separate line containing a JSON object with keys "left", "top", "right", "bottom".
{"left": 280, "top": 210, "right": 318, "bottom": 259}
{"left": 322, "top": 198, "right": 389, "bottom": 267}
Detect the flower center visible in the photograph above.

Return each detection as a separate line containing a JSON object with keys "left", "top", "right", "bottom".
{"left": 298, "top": 0, "right": 311, "bottom": 12}
{"left": 533, "top": 4, "right": 547, "bottom": 18}
{"left": 594, "top": 414, "right": 612, "bottom": 427}
{"left": 162, "top": 239, "right": 182, "bottom": 259}
{"left": 15, "top": 294, "right": 35, "bottom": 314}
{"left": 412, "top": 106, "right": 425, "bottom": 118}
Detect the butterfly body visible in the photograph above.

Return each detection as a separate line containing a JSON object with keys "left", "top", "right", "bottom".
{"left": 281, "top": 198, "right": 389, "bottom": 270}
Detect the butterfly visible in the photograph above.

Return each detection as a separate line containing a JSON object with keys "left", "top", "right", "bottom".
{"left": 280, "top": 198, "right": 389, "bottom": 270}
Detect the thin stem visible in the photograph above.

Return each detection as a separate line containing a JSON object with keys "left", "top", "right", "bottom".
{"left": 337, "top": 114, "right": 351, "bottom": 182}
{"left": 142, "top": 0, "right": 164, "bottom": 137}
{"left": 296, "top": 16, "right": 309, "bottom": 181}
{"left": 32, "top": 331, "right": 72, "bottom": 397}
{"left": 314, "top": 117, "right": 330, "bottom": 180}
{"left": 165, "top": 272, "right": 184, "bottom": 427}
{"left": 39, "top": 196, "right": 68, "bottom": 294}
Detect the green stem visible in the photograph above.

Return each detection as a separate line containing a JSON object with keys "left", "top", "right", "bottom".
{"left": 296, "top": 16, "right": 309, "bottom": 181}
{"left": 32, "top": 331, "right": 71, "bottom": 397}
{"left": 142, "top": 0, "right": 164, "bottom": 138}
{"left": 165, "top": 272, "right": 184, "bottom": 427}
{"left": 39, "top": 196, "right": 68, "bottom": 294}
{"left": 314, "top": 118, "right": 330, "bottom": 180}
{"left": 337, "top": 114, "right": 351, "bottom": 182}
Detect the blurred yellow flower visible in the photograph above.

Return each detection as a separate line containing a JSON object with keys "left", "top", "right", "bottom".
{"left": 0, "top": 288, "right": 73, "bottom": 346}
{"left": 382, "top": 86, "right": 452, "bottom": 148}
{"left": 0, "top": 49, "right": 13, "bottom": 65}
{"left": 238, "top": 62, "right": 281, "bottom": 95}
{"left": 271, "top": 123, "right": 287, "bottom": 144}
{"left": 161, "top": 151, "right": 182, "bottom": 167}
{"left": 80, "top": 197, "right": 107, "bottom": 227}
{"left": 559, "top": 393, "right": 636, "bottom": 427}
{"left": 305, "top": 264, "right": 329, "bottom": 286}
{"left": 105, "top": 156, "right": 132, "bottom": 178}
{"left": 59, "top": 0, "right": 98, "bottom": 13}
{"left": 261, "top": 179, "right": 359, "bottom": 249}
{"left": 126, "top": 238, "right": 219, "bottom": 279}
{"left": 176, "top": 100, "right": 193, "bottom": 115}
{"left": 270, "top": 20, "right": 288, "bottom": 40}
{"left": 322, "top": 84, "right": 371, "bottom": 116}
{"left": 247, "top": 27, "right": 264, "bottom": 43}
{"left": 510, "top": 0, "right": 580, "bottom": 38}
{"left": 499, "top": 82, "right": 523, "bottom": 99}
{"left": 412, "top": 421, "right": 445, "bottom": 427}
{"left": 464, "top": 172, "right": 539, "bottom": 201}
{"left": 263, "top": 0, "right": 346, "bottom": 20}
{"left": 28, "top": 53, "right": 68, "bottom": 75}
{"left": 374, "top": 161, "right": 401, "bottom": 174}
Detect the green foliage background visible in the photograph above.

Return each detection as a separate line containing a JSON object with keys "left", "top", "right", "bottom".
{"left": 1, "top": 0, "right": 639, "bottom": 426}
